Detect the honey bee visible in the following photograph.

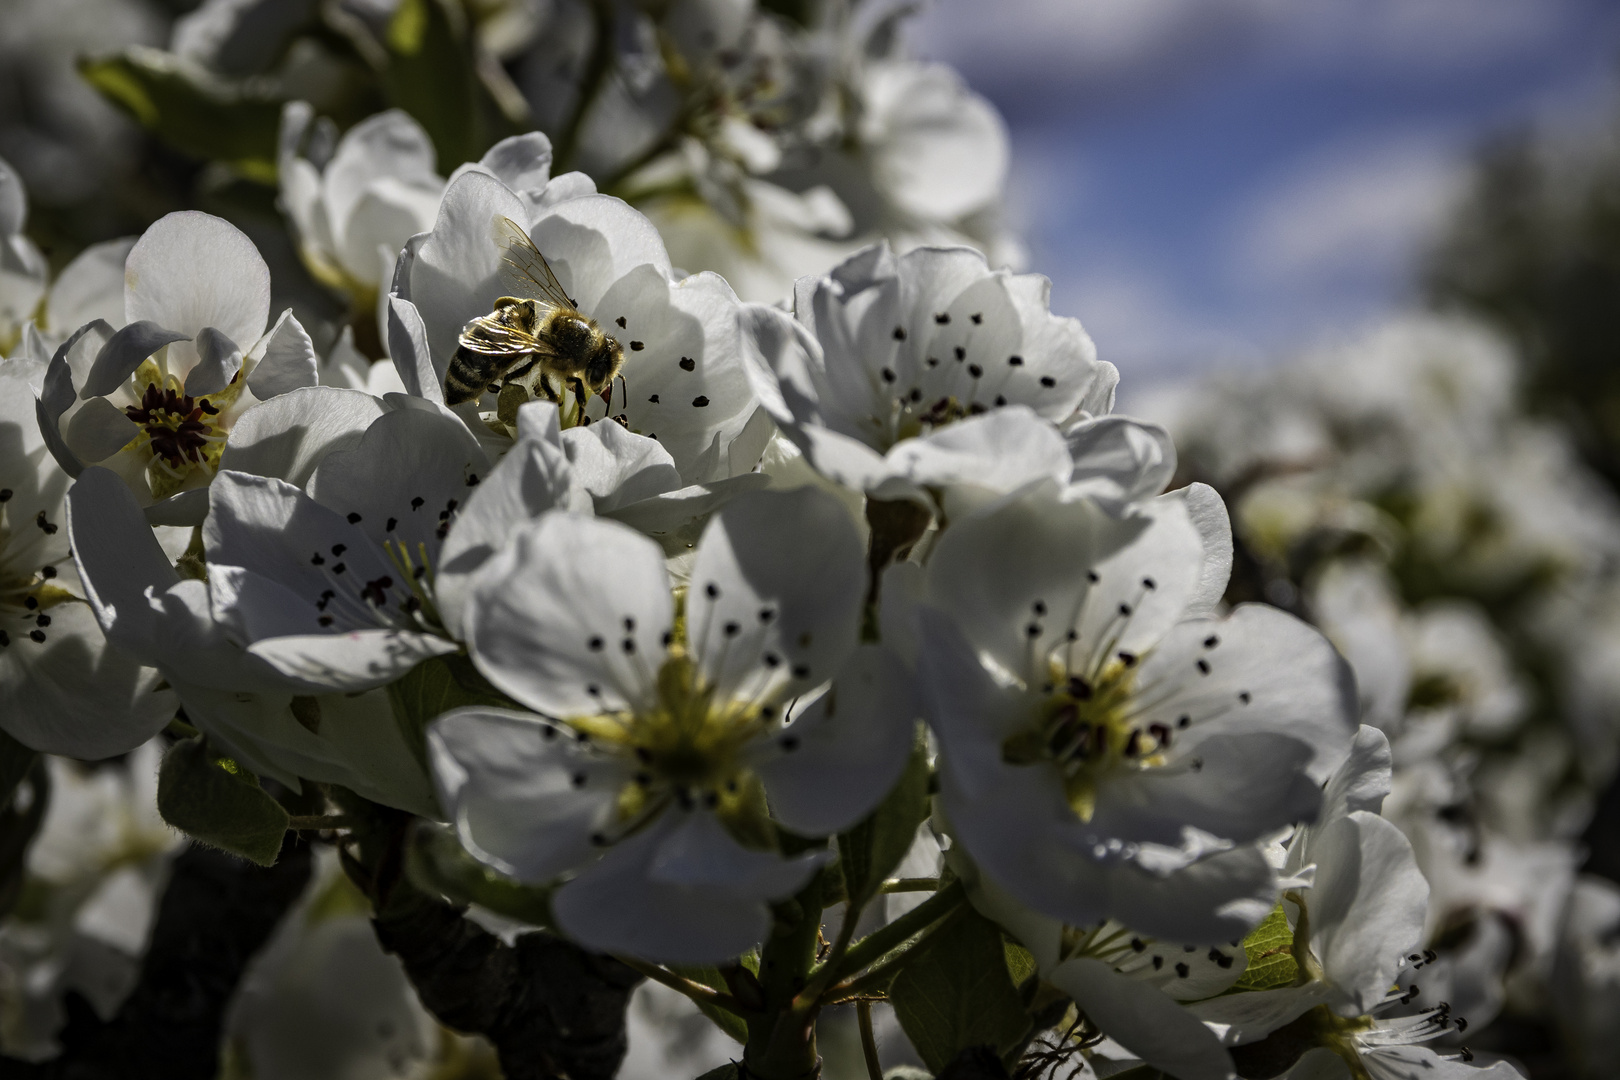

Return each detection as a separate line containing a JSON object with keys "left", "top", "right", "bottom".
{"left": 444, "top": 216, "right": 626, "bottom": 411}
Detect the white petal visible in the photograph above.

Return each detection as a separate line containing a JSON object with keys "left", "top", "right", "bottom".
{"left": 530, "top": 194, "right": 673, "bottom": 313}
{"left": 428, "top": 706, "right": 620, "bottom": 879}
{"left": 219, "top": 386, "right": 386, "bottom": 487}
{"left": 124, "top": 211, "right": 270, "bottom": 375}
{"left": 336, "top": 180, "right": 442, "bottom": 286}
{"left": 1049, "top": 958, "right": 1234, "bottom": 1080}
{"left": 1360, "top": 1044, "right": 1522, "bottom": 1080}
{"left": 185, "top": 326, "right": 243, "bottom": 396}
{"left": 307, "top": 406, "right": 489, "bottom": 554}
{"left": 65, "top": 466, "right": 178, "bottom": 658}
{"left": 407, "top": 171, "right": 529, "bottom": 368}
{"left": 553, "top": 810, "right": 823, "bottom": 964}
{"left": 0, "top": 155, "right": 26, "bottom": 236}
{"left": 321, "top": 110, "right": 439, "bottom": 247}
{"left": 437, "top": 430, "right": 575, "bottom": 638}
{"left": 246, "top": 631, "right": 459, "bottom": 692}
{"left": 1190, "top": 984, "right": 1335, "bottom": 1047}
{"left": 46, "top": 237, "right": 134, "bottom": 334}
{"left": 885, "top": 407, "right": 1073, "bottom": 513}
{"left": 386, "top": 295, "right": 442, "bottom": 404}
{"left": 1309, "top": 811, "right": 1429, "bottom": 1014}
{"left": 753, "top": 645, "right": 918, "bottom": 836}
{"left": 1063, "top": 415, "right": 1176, "bottom": 511}
{"left": 81, "top": 321, "right": 189, "bottom": 397}
{"left": 1088, "top": 732, "right": 1323, "bottom": 848}
{"left": 471, "top": 131, "right": 553, "bottom": 196}
{"left": 562, "top": 421, "right": 681, "bottom": 512}
{"left": 596, "top": 268, "right": 756, "bottom": 484}
{"left": 686, "top": 487, "right": 864, "bottom": 701}
{"left": 245, "top": 309, "right": 318, "bottom": 399}
{"left": 923, "top": 480, "right": 1145, "bottom": 683}
{"left": 1135, "top": 605, "right": 1358, "bottom": 784}
{"left": 0, "top": 599, "right": 176, "bottom": 759}
{"left": 1321, "top": 725, "right": 1393, "bottom": 826}
{"left": 205, "top": 471, "right": 405, "bottom": 642}
{"left": 1182, "top": 482, "right": 1234, "bottom": 619}
{"left": 64, "top": 396, "right": 139, "bottom": 463}
{"left": 1073, "top": 488, "right": 1214, "bottom": 663}
{"left": 465, "top": 513, "right": 672, "bottom": 716}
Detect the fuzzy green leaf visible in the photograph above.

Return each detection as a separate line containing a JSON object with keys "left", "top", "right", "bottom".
{"left": 889, "top": 907, "right": 1031, "bottom": 1073}
{"left": 837, "top": 725, "right": 929, "bottom": 909}
{"left": 387, "top": 653, "right": 513, "bottom": 771}
{"left": 157, "top": 738, "right": 289, "bottom": 866}
{"left": 79, "top": 47, "right": 283, "bottom": 180}
{"left": 1232, "top": 903, "right": 1299, "bottom": 992}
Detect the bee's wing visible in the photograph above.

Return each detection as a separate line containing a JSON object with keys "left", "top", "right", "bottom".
{"left": 458, "top": 313, "right": 549, "bottom": 356}
{"left": 493, "top": 215, "right": 577, "bottom": 311}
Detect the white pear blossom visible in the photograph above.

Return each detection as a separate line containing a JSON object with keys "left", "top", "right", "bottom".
{"left": 203, "top": 402, "right": 487, "bottom": 692}
{"left": 224, "top": 852, "right": 455, "bottom": 1080}
{"left": 37, "top": 211, "right": 320, "bottom": 524}
{"left": 0, "top": 361, "right": 174, "bottom": 758}
{"left": 389, "top": 169, "right": 767, "bottom": 483}
{"left": 950, "top": 849, "right": 1246, "bottom": 1080}
{"left": 64, "top": 401, "right": 442, "bottom": 813}
{"left": 915, "top": 481, "right": 1357, "bottom": 944}
{"left": 741, "top": 242, "right": 1171, "bottom": 511}
{"left": 428, "top": 488, "right": 916, "bottom": 962}
{"left": 0, "top": 742, "right": 179, "bottom": 1058}
{"left": 1193, "top": 727, "right": 1521, "bottom": 1080}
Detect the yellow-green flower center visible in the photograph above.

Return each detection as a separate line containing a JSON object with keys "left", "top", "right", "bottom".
{"left": 568, "top": 652, "right": 777, "bottom": 839}
{"left": 1002, "top": 656, "right": 1175, "bottom": 821}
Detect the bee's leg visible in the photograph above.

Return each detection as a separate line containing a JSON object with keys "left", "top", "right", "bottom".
{"left": 572, "top": 378, "right": 590, "bottom": 427}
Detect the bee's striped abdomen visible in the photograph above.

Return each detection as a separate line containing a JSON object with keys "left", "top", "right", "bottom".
{"left": 445, "top": 348, "right": 494, "bottom": 405}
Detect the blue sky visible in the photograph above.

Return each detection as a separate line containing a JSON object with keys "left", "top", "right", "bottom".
{"left": 909, "top": 0, "right": 1620, "bottom": 392}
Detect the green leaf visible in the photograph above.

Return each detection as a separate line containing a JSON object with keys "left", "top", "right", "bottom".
{"left": 79, "top": 47, "right": 283, "bottom": 180}
{"left": 837, "top": 725, "right": 929, "bottom": 909}
{"left": 0, "top": 728, "right": 39, "bottom": 808}
{"left": 693, "top": 1067, "right": 740, "bottom": 1080}
{"left": 889, "top": 907, "right": 1032, "bottom": 1074}
{"left": 387, "top": 653, "right": 513, "bottom": 771}
{"left": 671, "top": 965, "right": 750, "bottom": 1043}
{"left": 157, "top": 738, "right": 289, "bottom": 867}
{"left": 1232, "top": 903, "right": 1299, "bottom": 992}
{"left": 404, "top": 819, "right": 554, "bottom": 927}
{"left": 379, "top": 0, "right": 509, "bottom": 170}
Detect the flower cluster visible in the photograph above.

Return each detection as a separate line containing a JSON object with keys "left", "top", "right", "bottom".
{"left": 0, "top": 2, "right": 1565, "bottom": 1078}
{"left": 0, "top": 133, "right": 1527, "bottom": 1077}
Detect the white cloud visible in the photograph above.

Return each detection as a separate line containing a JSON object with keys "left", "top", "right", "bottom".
{"left": 1228, "top": 132, "right": 1467, "bottom": 287}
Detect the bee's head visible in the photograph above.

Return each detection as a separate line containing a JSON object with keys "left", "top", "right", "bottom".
{"left": 586, "top": 336, "right": 625, "bottom": 393}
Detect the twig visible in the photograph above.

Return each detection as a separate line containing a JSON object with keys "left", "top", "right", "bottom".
{"left": 824, "top": 879, "right": 966, "bottom": 985}
{"left": 615, "top": 956, "right": 751, "bottom": 1015}
{"left": 287, "top": 814, "right": 350, "bottom": 831}
{"left": 857, "top": 999, "right": 884, "bottom": 1080}
{"left": 879, "top": 877, "right": 940, "bottom": 893}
